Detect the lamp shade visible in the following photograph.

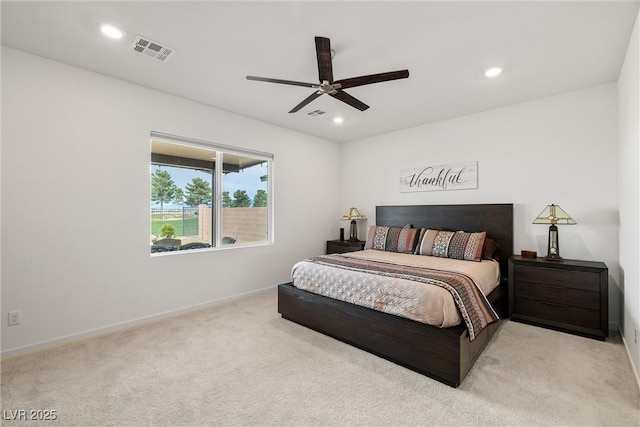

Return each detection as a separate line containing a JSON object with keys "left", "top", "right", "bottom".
{"left": 532, "top": 204, "right": 576, "bottom": 225}
{"left": 341, "top": 207, "right": 366, "bottom": 221}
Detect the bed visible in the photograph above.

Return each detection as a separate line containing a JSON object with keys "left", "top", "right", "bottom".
{"left": 278, "top": 204, "right": 513, "bottom": 387}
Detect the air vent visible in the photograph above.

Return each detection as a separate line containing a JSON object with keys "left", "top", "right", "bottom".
{"left": 131, "top": 36, "right": 175, "bottom": 62}
{"left": 307, "top": 109, "right": 326, "bottom": 117}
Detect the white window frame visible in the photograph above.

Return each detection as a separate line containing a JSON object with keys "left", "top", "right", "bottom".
{"left": 151, "top": 131, "right": 274, "bottom": 253}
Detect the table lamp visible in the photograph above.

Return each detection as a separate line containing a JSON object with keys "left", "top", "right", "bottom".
{"left": 533, "top": 204, "right": 576, "bottom": 261}
{"left": 341, "top": 207, "right": 366, "bottom": 242}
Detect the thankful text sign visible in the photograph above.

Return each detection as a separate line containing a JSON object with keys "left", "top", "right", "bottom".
{"left": 399, "top": 161, "right": 478, "bottom": 192}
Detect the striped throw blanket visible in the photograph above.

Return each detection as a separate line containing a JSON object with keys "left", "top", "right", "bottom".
{"left": 306, "top": 254, "right": 499, "bottom": 341}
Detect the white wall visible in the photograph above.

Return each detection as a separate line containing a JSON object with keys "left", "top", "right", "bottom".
{"left": 1, "top": 39, "right": 635, "bottom": 367}
{"left": 1, "top": 48, "right": 341, "bottom": 353}
{"left": 341, "top": 84, "right": 620, "bottom": 325}
{"left": 618, "top": 11, "right": 640, "bottom": 380}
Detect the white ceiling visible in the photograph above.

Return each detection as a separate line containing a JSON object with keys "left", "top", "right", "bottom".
{"left": 2, "top": 1, "right": 638, "bottom": 142}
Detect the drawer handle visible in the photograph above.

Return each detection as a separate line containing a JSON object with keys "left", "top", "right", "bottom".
{"left": 538, "top": 283, "right": 566, "bottom": 290}
{"left": 539, "top": 300, "right": 570, "bottom": 308}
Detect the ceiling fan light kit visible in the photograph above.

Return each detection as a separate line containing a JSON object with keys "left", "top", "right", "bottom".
{"left": 247, "top": 36, "right": 409, "bottom": 113}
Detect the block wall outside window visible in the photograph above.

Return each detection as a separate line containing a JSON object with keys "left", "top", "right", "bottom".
{"left": 197, "top": 206, "right": 268, "bottom": 244}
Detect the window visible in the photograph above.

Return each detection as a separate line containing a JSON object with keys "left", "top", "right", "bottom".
{"left": 150, "top": 132, "right": 273, "bottom": 254}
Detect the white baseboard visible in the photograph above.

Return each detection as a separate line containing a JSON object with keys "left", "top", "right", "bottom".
{"left": 619, "top": 325, "right": 640, "bottom": 392}
{"left": 0, "top": 285, "right": 276, "bottom": 360}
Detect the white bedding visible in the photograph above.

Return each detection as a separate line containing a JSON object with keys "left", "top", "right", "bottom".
{"left": 291, "top": 249, "right": 500, "bottom": 328}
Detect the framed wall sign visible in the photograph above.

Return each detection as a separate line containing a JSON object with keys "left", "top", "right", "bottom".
{"left": 400, "top": 161, "right": 478, "bottom": 193}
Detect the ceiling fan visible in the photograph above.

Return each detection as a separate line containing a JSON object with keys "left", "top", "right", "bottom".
{"left": 246, "top": 36, "right": 409, "bottom": 113}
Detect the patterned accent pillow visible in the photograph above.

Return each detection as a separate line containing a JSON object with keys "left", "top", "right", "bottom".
{"left": 448, "top": 232, "right": 468, "bottom": 259}
{"left": 432, "top": 230, "right": 455, "bottom": 257}
{"left": 385, "top": 226, "right": 402, "bottom": 252}
{"left": 414, "top": 229, "right": 438, "bottom": 256}
{"left": 396, "top": 226, "right": 418, "bottom": 254}
{"left": 364, "top": 225, "right": 418, "bottom": 253}
{"left": 415, "top": 229, "right": 486, "bottom": 262}
{"left": 458, "top": 231, "right": 486, "bottom": 262}
{"left": 365, "top": 226, "right": 389, "bottom": 250}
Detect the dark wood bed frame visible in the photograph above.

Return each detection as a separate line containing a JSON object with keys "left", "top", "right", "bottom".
{"left": 278, "top": 204, "right": 513, "bottom": 387}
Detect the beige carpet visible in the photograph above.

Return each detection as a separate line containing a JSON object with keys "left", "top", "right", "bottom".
{"left": 2, "top": 288, "right": 639, "bottom": 426}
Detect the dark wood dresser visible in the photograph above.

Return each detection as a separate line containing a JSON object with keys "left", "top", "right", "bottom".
{"left": 326, "top": 239, "right": 366, "bottom": 254}
{"left": 508, "top": 255, "right": 608, "bottom": 340}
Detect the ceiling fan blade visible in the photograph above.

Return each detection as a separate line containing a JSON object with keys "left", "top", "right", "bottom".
{"left": 315, "top": 36, "right": 334, "bottom": 84}
{"left": 336, "top": 70, "right": 409, "bottom": 89}
{"left": 246, "top": 75, "right": 319, "bottom": 88}
{"left": 249, "top": 37, "right": 408, "bottom": 114}
{"left": 330, "top": 90, "right": 369, "bottom": 111}
{"left": 289, "top": 91, "right": 323, "bottom": 113}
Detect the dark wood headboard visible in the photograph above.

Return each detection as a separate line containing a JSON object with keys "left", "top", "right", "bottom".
{"left": 376, "top": 204, "right": 514, "bottom": 282}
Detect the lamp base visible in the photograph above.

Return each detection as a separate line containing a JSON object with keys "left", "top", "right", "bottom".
{"left": 545, "top": 224, "right": 563, "bottom": 261}
{"left": 348, "top": 220, "right": 358, "bottom": 242}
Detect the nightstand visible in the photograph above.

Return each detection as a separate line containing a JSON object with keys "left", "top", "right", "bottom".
{"left": 509, "top": 255, "right": 608, "bottom": 340}
{"left": 326, "top": 239, "right": 366, "bottom": 254}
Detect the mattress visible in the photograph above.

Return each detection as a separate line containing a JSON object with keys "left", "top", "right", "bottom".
{"left": 291, "top": 249, "right": 500, "bottom": 330}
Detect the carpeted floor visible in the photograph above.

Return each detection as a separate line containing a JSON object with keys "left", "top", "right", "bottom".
{"left": 1, "top": 288, "right": 639, "bottom": 426}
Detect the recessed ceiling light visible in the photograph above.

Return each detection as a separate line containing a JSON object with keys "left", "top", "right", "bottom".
{"left": 333, "top": 117, "right": 344, "bottom": 124}
{"left": 485, "top": 67, "right": 502, "bottom": 78}
{"left": 100, "top": 24, "right": 124, "bottom": 39}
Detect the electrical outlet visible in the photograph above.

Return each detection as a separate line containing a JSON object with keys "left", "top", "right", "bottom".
{"left": 8, "top": 310, "right": 21, "bottom": 326}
